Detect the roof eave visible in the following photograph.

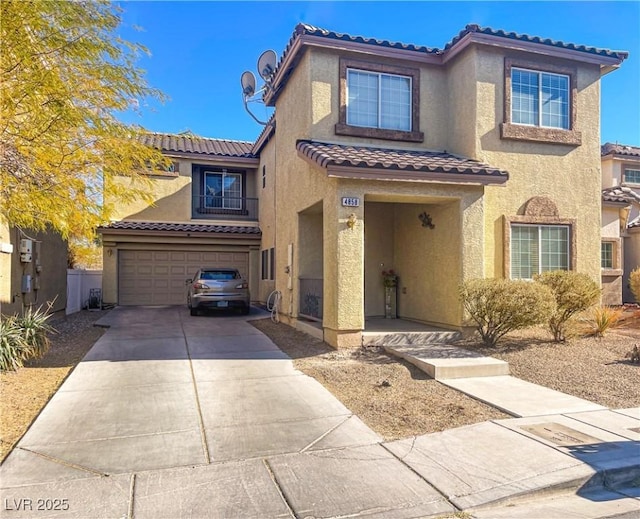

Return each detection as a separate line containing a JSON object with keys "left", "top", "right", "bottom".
{"left": 251, "top": 121, "right": 276, "bottom": 155}
{"left": 97, "top": 227, "right": 261, "bottom": 239}
{"left": 324, "top": 164, "right": 508, "bottom": 186}
{"left": 265, "top": 33, "right": 442, "bottom": 106}
{"left": 443, "top": 32, "right": 627, "bottom": 68}
{"left": 160, "top": 150, "right": 259, "bottom": 166}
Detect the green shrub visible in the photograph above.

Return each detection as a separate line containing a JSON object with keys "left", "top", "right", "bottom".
{"left": 459, "top": 278, "right": 555, "bottom": 347}
{"left": 0, "top": 305, "right": 55, "bottom": 371}
{"left": 0, "top": 316, "right": 29, "bottom": 371}
{"left": 534, "top": 271, "right": 601, "bottom": 342}
{"left": 580, "top": 306, "right": 623, "bottom": 338}
{"left": 631, "top": 268, "right": 640, "bottom": 303}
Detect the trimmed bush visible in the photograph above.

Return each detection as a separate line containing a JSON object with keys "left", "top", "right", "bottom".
{"left": 0, "top": 305, "right": 55, "bottom": 371}
{"left": 631, "top": 267, "right": 640, "bottom": 303}
{"left": 535, "top": 271, "right": 601, "bottom": 342}
{"left": 460, "top": 278, "right": 555, "bottom": 347}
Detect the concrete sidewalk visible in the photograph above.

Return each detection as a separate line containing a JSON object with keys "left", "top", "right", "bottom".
{"left": 1, "top": 306, "right": 639, "bottom": 518}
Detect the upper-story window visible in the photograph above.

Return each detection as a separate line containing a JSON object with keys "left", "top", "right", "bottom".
{"left": 347, "top": 69, "right": 411, "bottom": 131}
{"left": 511, "top": 68, "right": 569, "bottom": 130}
{"left": 336, "top": 59, "right": 423, "bottom": 143}
{"left": 623, "top": 168, "right": 640, "bottom": 184}
{"left": 501, "top": 58, "right": 581, "bottom": 146}
{"left": 204, "top": 170, "right": 242, "bottom": 210}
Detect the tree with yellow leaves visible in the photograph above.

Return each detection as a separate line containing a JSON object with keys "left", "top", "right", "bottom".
{"left": 1, "top": 0, "right": 167, "bottom": 241}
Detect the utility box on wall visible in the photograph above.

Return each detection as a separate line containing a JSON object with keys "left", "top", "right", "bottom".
{"left": 19, "top": 239, "right": 33, "bottom": 263}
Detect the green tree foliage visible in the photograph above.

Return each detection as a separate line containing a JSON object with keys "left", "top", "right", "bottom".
{"left": 535, "top": 271, "right": 601, "bottom": 342}
{"left": 0, "top": 0, "right": 168, "bottom": 240}
{"left": 459, "top": 278, "right": 555, "bottom": 347}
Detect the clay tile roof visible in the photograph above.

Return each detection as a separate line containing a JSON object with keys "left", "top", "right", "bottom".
{"left": 602, "top": 186, "right": 640, "bottom": 205}
{"left": 294, "top": 23, "right": 442, "bottom": 54}
{"left": 140, "top": 132, "right": 255, "bottom": 158}
{"left": 629, "top": 216, "right": 640, "bottom": 229}
{"left": 98, "top": 221, "right": 261, "bottom": 235}
{"left": 601, "top": 142, "right": 640, "bottom": 158}
{"left": 445, "top": 24, "right": 629, "bottom": 61}
{"left": 296, "top": 140, "right": 509, "bottom": 181}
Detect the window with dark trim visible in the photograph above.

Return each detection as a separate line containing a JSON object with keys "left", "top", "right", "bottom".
{"left": 624, "top": 167, "right": 640, "bottom": 184}
{"left": 261, "top": 250, "right": 268, "bottom": 280}
{"left": 192, "top": 165, "right": 247, "bottom": 216}
{"left": 269, "top": 247, "right": 275, "bottom": 280}
{"left": 261, "top": 248, "right": 275, "bottom": 281}
{"left": 600, "top": 238, "right": 622, "bottom": 273}
{"left": 601, "top": 241, "right": 613, "bottom": 269}
{"left": 336, "top": 58, "right": 423, "bottom": 143}
{"left": 501, "top": 58, "right": 581, "bottom": 146}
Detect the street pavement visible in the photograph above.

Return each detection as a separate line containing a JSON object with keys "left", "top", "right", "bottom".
{"left": 0, "top": 306, "right": 638, "bottom": 518}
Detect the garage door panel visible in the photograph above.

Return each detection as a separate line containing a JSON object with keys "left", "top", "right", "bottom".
{"left": 118, "top": 249, "right": 248, "bottom": 305}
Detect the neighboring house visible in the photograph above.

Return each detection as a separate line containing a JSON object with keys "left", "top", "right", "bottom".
{"left": 99, "top": 24, "right": 628, "bottom": 348}
{"left": 0, "top": 222, "right": 68, "bottom": 316}
{"left": 601, "top": 143, "right": 640, "bottom": 303}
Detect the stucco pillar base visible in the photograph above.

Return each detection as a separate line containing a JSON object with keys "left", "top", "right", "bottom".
{"left": 323, "top": 328, "right": 362, "bottom": 349}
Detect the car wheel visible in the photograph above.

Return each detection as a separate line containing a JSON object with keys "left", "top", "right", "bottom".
{"left": 190, "top": 307, "right": 199, "bottom": 316}
{"left": 241, "top": 305, "right": 250, "bottom": 316}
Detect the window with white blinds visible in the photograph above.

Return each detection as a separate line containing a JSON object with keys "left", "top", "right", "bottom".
{"left": 511, "top": 224, "right": 569, "bottom": 279}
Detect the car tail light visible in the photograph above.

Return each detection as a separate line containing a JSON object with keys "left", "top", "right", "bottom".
{"left": 235, "top": 282, "right": 248, "bottom": 289}
{"left": 193, "top": 282, "right": 209, "bottom": 291}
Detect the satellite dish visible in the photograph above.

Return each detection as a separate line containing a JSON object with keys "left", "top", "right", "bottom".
{"left": 241, "top": 71, "right": 256, "bottom": 97}
{"left": 257, "top": 50, "right": 277, "bottom": 80}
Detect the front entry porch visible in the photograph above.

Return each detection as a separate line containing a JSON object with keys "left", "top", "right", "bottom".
{"left": 363, "top": 317, "right": 461, "bottom": 347}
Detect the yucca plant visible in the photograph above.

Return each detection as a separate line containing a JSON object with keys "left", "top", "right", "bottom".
{"left": 581, "top": 306, "right": 623, "bottom": 338}
{"left": 17, "top": 304, "right": 56, "bottom": 360}
{"left": 0, "top": 303, "right": 56, "bottom": 371}
{"left": 0, "top": 316, "right": 30, "bottom": 371}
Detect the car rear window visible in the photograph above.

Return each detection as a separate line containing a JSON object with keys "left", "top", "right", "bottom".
{"left": 200, "top": 270, "right": 240, "bottom": 280}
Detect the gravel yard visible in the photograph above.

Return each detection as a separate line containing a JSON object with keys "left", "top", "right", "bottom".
{"left": 454, "top": 321, "right": 640, "bottom": 410}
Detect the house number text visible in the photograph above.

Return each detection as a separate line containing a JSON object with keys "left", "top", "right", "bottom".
{"left": 341, "top": 197, "right": 360, "bottom": 207}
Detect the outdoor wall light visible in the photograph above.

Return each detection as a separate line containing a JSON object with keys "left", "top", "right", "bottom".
{"left": 347, "top": 213, "right": 357, "bottom": 230}
{"left": 418, "top": 212, "right": 435, "bottom": 229}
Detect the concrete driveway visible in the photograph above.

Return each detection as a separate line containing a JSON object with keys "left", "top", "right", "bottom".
{"left": 0, "top": 306, "right": 454, "bottom": 518}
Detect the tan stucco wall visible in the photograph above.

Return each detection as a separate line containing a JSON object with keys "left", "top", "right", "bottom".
{"left": 0, "top": 223, "right": 67, "bottom": 315}
{"left": 602, "top": 206, "right": 622, "bottom": 239}
{"left": 465, "top": 46, "right": 604, "bottom": 284}
{"left": 308, "top": 49, "right": 449, "bottom": 151}
{"left": 601, "top": 158, "right": 616, "bottom": 188}
{"left": 110, "top": 157, "right": 258, "bottom": 224}
{"left": 257, "top": 137, "right": 277, "bottom": 302}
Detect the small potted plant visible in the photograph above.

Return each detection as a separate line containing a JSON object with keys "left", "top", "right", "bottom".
{"left": 381, "top": 270, "right": 398, "bottom": 318}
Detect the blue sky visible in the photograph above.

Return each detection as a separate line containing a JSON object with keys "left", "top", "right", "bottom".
{"left": 117, "top": 1, "right": 640, "bottom": 145}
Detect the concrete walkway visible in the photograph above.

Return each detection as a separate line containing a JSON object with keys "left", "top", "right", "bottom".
{"left": 1, "top": 306, "right": 639, "bottom": 518}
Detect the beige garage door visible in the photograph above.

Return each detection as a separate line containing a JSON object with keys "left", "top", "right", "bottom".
{"left": 118, "top": 250, "right": 249, "bottom": 305}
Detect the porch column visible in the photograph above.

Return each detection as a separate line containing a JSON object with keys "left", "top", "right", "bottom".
{"left": 322, "top": 201, "right": 364, "bottom": 348}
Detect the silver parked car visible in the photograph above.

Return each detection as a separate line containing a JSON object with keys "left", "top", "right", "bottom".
{"left": 186, "top": 268, "right": 250, "bottom": 316}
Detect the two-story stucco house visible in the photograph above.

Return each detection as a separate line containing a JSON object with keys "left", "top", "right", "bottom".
{"left": 601, "top": 143, "right": 640, "bottom": 304}
{"left": 98, "top": 24, "right": 628, "bottom": 348}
